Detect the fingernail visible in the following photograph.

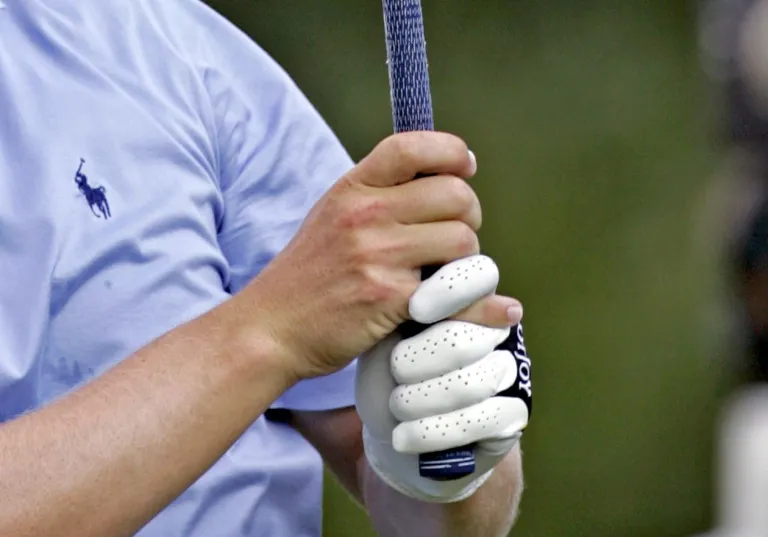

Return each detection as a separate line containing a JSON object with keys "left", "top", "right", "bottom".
{"left": 507, "top": 302, "right": 523, "bottom": 325}
{"left": 468, "top": 150, "right": 477, "bottom": 175}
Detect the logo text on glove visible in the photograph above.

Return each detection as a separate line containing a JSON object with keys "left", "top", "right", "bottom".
{"left": 513, "top": 324, "right": 532, "bottom": 398}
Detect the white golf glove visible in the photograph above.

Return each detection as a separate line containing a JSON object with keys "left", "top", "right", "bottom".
{"left": 356, "top": 255, "right": 532, "bottom": 504}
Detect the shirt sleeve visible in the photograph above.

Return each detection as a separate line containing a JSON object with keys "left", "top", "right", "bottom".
{"left": 190, "top": 6, "right": 357, "bottom": 411}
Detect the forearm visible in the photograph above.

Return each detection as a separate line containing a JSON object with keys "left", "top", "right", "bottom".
{"left": 362, "top": 445, "right": 523, "bottom": 537}
{"left": 0, "top": 301, "right": 294, "bottom": 537}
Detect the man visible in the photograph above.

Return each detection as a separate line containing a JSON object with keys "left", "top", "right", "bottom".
{"left": 0, "top": 1, "right": 529, "bottom": 536}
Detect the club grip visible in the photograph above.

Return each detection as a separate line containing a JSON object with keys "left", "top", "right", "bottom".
{"left": 383, "top": 0, "right": 475, "bottom": 480}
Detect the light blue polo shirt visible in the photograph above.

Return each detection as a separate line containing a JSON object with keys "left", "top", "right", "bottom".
{"left": 0, "top": 1, "right": 357, "bottom": 535}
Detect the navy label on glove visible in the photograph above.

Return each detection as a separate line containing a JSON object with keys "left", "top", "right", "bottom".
{"left": 496, "top": 323, "right": 532, "bottom": 417}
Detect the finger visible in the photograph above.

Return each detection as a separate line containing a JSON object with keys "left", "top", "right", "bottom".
{"left": 390, "top": 320, "right": 510, "bottom": 384}
{"left": 409, "top": 255, "right": 498, "bottom": 324}
{"left": 385, "top": 175, "right": 482, "bottom": 230}
{"left": 356, "top": 132, "right": 476, "bottom": 188}
{"left": 397, "top": 222, "right": 480, "bottom": 269}
{"left": 452, "top": 295, "right": 524, "bottom": 329}
{"left": 392, "top": 396, "right": 529, "bottom": 455}
{"left": 389, "top": 350, "right": 518, "bottom": 422}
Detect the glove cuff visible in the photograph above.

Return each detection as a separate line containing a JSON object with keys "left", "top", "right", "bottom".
{"left": 362, "top": 426, "right": 494, "bottom": 504}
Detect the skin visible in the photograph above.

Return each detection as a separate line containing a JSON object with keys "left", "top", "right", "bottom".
{"left": 293, "top": 407, "right": 523, "bottom": 537}
{"left": 0, "top": 132, "right": 523, "bottom": 537}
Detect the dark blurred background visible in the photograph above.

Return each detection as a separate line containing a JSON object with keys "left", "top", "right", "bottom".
{"left": 207, "top": 2, "right": 729, "bottom": 536}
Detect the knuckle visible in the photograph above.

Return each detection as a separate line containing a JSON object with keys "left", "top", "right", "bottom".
{"left": 378, "top": 228, "right": 419, "bottom": 262}
{"left": 347, "top": 230, "right": 377, "bottom": 267}
{"left": 379, "top": 133, "right": 403, "bottom": 153}
{"left": 337, "top": 192, "right": 388, "bottom": 230}
{"left": 390, "top": 134, "right": 419, "bottom": 169}
{"left": 347, "top": 229, "right": 409, "bottom": 274}
{"left": 454, "top": 223, "right": 480, "bottom": 256}
{"left": 375, "top": 238, "right": 406, "bottom": 262}
{"left": 445, "top": 176, "right": 476, "bottom": 211}
{"left": 474, "top": 206, "right": 483, "bottom": 230}
{"left": 481, "top": 297, "right": 500, "bottom": 320}
{"left": 357, "top": 265, "right": 400, "bottom": 305}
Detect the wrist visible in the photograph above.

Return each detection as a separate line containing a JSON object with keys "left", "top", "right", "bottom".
{"left": 362, "top": 426, "right": 494, "bottom": 504}
{"left": 207, "top": 296, "right": 301, "bottom": 395}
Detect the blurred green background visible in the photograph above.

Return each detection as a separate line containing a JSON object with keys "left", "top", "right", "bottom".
{"left": 209, "top": 1, "right": 730, "bottom": 536}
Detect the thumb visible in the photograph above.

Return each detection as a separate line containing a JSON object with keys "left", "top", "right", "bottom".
{"left": 354, "top": 132, "right": 476, "bottom": 188}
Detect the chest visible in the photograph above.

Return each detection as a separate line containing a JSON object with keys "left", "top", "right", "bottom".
{"left": 0, "top": 14, "right": 231, "bottom": 392}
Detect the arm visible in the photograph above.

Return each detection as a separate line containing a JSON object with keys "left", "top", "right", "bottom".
{"left": 0, "top": 130, "right": 496, "bottom": 536}
{"left": 293, "top": 408, "right": 524, "bottom": 537}
{"left": 0, "top": 301, "right": 294, "bottom": 537}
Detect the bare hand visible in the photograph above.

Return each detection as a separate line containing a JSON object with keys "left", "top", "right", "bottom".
{"left": 238, "top": 132, "right": 517, "bottom": 380}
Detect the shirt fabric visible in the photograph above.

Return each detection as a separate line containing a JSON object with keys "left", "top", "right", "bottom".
{"left": 0, "top": 1, "right": 357, "bottom": 535}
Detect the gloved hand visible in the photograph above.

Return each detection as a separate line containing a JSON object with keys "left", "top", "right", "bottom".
{"left": 356, "top": 254, "right": 532, "bottom": 504}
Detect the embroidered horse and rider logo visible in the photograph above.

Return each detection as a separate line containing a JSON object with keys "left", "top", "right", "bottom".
{"left": 74, "top": 159, "right": 111, "bottom": 219}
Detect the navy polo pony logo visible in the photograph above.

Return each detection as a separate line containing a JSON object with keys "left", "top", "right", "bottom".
{"left": 74, "top": 159, "right": 111, "bottom": 219}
